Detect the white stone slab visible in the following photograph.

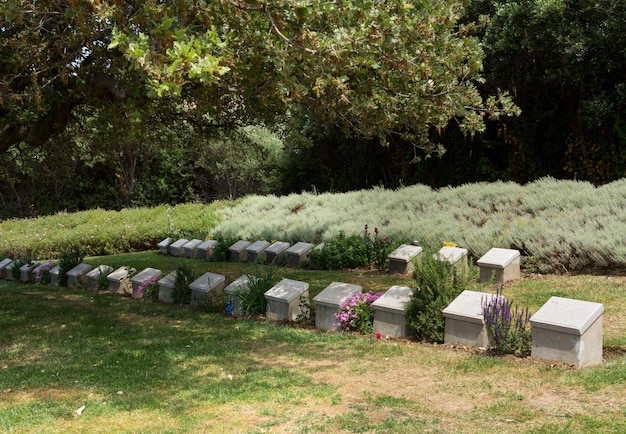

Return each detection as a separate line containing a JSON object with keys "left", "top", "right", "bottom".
{"left": 169, "top": 238, "right": 189, "bottom": 257}
{"left": 66, "top": 263, "right": 94, "bottom": 287}
{"left": 20, "top": 261, "right": 39, "bottom": 283}
{"left": 189, "top": 272, "right": 226, "bottom": 306}
{"left": 158, "top": 237, "right": 172, "bottom": 255}
{"left": 443, "top": 290, "right": 492, "bottom": 347}
{"left": 265, "top": 241, "right": 290, "bottom": 265}
{"left": 183, "top": 239, "right": 203, "bottom": 258}
{"left": 158, "top": 271, "right": 177, "bottom": 303}
{"left": 107, "top": 266, "right": 136, "bottom": 295}
{"left": 285, "top": 242, "right": 313, "bottom": 268}
{"left": 224, "top": 274, "right": 256, "bottom": 316}
{"left": 246, "top": 240, "right": 270, "bottom": 264}
{"left": 228, "top": 240, "right": 251, "bottom": 262}
{"left": 0, "top": 258, "right": 12, "bottom": 278}
{"left": 530, "top": 297, "right": 604, "bottom": 367}
{"left": 4, "top": 261, "right": 15, "bottom": 280}
{"left": 372, "top": 285, "right": 413, "bottom": 337}
{"left": 197, "top": 240, "right": 218, "bottom": 260}
{"left": 477, "top": 248, "right": 521, "bottom": 283}
{"left": 313, "top": 282, "right": 362, "bottom": 331}
{"left": 86, "top": 265, "right": 114, "bottom": 290}
{"left": 437, "top": 246, "right": 468, "bottom": 268}
{"left": 49, "top": 265, "right": 61, "bottom": 286}
{"left": 265, "top": 278, "right": 309, "bottom": 321}
{"left": 388, "top": 244, "right": 423, "bottom": 275}
{"left": 131, "top": 267, "right": 163, "bottom": 298}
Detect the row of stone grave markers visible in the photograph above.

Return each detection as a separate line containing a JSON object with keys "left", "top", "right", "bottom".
{"left": 0, "top": 241, "right": 604, "bottom": 368}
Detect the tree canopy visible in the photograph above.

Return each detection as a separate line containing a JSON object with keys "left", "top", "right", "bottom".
{"left": 0, "top": 0, "right": 517, "bottom": 156}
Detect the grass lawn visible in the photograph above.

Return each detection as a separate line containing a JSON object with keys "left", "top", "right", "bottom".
{"left": 1, "top": 252, "right": 626, "bottom": 433}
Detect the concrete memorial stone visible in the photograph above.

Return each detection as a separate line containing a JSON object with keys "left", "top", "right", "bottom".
{"left": 183, "top": 239, "right": 203, "bottom": 259}
{"left": 224, "top": 274, "right": 257, "bottom": 316}
{"left": 530, "top": 296, "right": 604, "bottom": 368}
{"left": 189, "top": 272, "right": 226, "bottom": 307}
{"left": 265, "top": 278, "right": 309, "bottom": 321}
{"left": 86, "top": 265, "right": 113, "bottom": 290}
{"left": 436, "top": 246, "right": 469, "bottom": 273}
{"left": 107, "top": 266, "right": 136, "bottom": 295}
{"left": 477, "top": 248, "right": 521, "bottom": 284}
{"left": 49, "top": 265, "right": 61, "bottom": 286}
{"left": 131, "top": 267, "right": 163, "bottom": 298}
{"left": 158, "top": 237, "right": 172, "bottom": 255}
{"left": 228, "top": 240, "right": 251, "bottom": 262}
{"left": 0, "top": 258, "right": 13, "bottom": 279}
{"left": 4, "top": 260, "right": 16, "bottom": 280}
{"left": 33, "top": 261, "right": 56, "bottom": 284}
{"left": 443, "top": 290, "right": 493, "bottom": 348}
{"left": 20, "top": 261, "right": 39, "bottom": 283}
{"left": 169, "top": 238, "right": 189, "bottom": 257}
{"left": 313, "top": 281, "right": 362, "bottom": 331}
{"left": 246, "top": 240, "right": 270, "bottom": 264}
{"left": 66, "top": 263, "right": 94, "bottom": 287}
{"left": 372, "top": 285, "right": 413, "bottom": 337}
{"left": 265, "top": 241, "right": 290, "bottom": 265}
{"left": 157, "top": 271, "right": 177, "bottom": 303}
{"left": 285, "top": 242, "right": 313, "bottom": 268}
{"left": 197, "top": 240, "right": 218, "bottom": 261}
{"left": 388, "top": 244, "right": 423, "bottom": 275}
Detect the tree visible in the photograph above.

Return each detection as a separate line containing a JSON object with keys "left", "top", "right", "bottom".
{"left": 1, "top": 0, "right": 517, "bottom": 158}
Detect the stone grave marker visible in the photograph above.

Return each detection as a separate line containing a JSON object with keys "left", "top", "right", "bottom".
{"left": 530, "top": 296, "right": 604, "bottom": 368}
{"left": 157, "top": 271, "right": 177, "bottom": 303}
{"left": 197, "top": 240, "right": 218, "bottom": 261}
{"left": 189, "top": 272, "right": 226, "bottom": 307}
{"left": 313, "top": 281, "right": 362, "bottom": 331}
{"left": 443, "top": 290, "right": 493, "bottom": 348}
{"left": 372, "top": 285, "right": 413, "bottom": 337}
{"left": 107, "top": 266, "right": 136, "bottom": 295}
{"left": 477, "top": 248, "right": 520, "bottom": 284}
{"left": 86, "top": 265, "right": 113, "bottom": 290}
{"left": 4, "top": 261, "right": 15, "bottom": 280}
{"left": 49, "top": 265, "right": 61, "bottom": 286}
{"left": 436, "top": 246, "right": 469, "bottom": 273}
{"left": 246, "top": 240, "right": 270, "bottom": 264}
{"left": 388, "top": 244, "right": 423, "bottom": 275}
{"left": 265, "top": 278, "right": 309, "bottom": 321}
{"left": 158, "top": 237, "right": 172, "bottom": 255}
{"left": 131, "top": 267, "right": 163, "bottom": 298}
{"left": 33, "top": 261, "right": 56, "bottom": 284}
{"left": 224, "top": 274, "right": 257, "bottom": 316}
{"left": 20, "top": 261, "right": 40, "bottom": 283}
{"left": 169, "top": 238, "right": 189, "bottom": 257}
{"left": 66, "top": 263, "right": 94, "bottom": 287}
{"left": 285, "top": 242, "right": 313, "bottom": 268}
{"left": 228, "top": 240, "right": 251, "bottom": 262}
{"left": 0, "top": 258, "right": 13, "bottom": 279}
{"left": 265, "top": 241, "right": 290, "bottom": 265}
{"left": 183, "top": 239, "right": 203, "bottom": 259}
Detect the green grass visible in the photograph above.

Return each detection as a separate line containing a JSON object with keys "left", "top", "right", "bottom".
{"left": 1, "top": 258, "right": 626, "bottom": 433}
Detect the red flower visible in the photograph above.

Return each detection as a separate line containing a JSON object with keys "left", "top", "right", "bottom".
{"left": 375, "top": 332, "right": 381, "bottom": 339}
{"left": 374, "top": 227, "right": 379, "bottom": 235}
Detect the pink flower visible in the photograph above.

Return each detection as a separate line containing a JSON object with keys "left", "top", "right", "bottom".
{"left": 376, "top": 332, "right": 381, "bottom": 339}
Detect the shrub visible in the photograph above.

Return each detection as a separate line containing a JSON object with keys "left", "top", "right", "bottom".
{"left": 34, "top": 261, "right": 55, "bottom": 285}
{"left": 334, "top": 291, "right": 383, "bottom": 334}
{"left": 309, "top": 231, "right": 368, "bottom": 270}
{"left": 173, "top": 263, "right": 197, "bottom": 305}
{"left": 58, "top": 245, "right": 83, "bottom": 287}
{"left": 482, "top": 288, "right": 532, "bottom": 356}
{"left": 10, "top": 259, "right": 26, "bottom": 281}
{"left": 405, "top": 246, "right": 470, "bottom": 343}
{"left": 211, "top": 232, "right": 240, "bottom": 262}
{"left": 238, "top": 265, "right": 280, "bottom": 316}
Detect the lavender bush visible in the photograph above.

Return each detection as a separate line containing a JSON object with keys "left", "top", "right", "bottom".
{"left": 334, "top": 291, "right": 383, "bottom": 334}
{"left": 482, "top": 287, "right": 532, "bottom": 355}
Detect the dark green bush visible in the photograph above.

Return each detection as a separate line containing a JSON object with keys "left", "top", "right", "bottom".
{"left": 173, "top": 263, "right": 197, "bottom": 305}
{"left": 238, "top": 265, "right": 280, "bottom": 316}
{"left": 405, "top": 246, "right": 470, "bottom": 343}
{"left": 58, "top": 246, "right": 83, "bottom": 287}
{"left": 309, "top": 231, "right": 368, "bottom": 270}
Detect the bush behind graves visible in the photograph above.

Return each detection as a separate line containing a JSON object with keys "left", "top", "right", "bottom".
{"left": 239, "top": 265, "right": 280, "bottom": 317}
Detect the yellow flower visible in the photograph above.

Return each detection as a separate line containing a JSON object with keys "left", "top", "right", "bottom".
{"left": 443, "top": 241, "right": 458, "bottom": 248}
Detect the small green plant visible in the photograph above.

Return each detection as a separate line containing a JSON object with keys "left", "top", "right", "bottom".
{"left": 334, "top": 291, "right": 383, "bottom": 334}
{"left": 364, "top": 224, "right": 396, "bottom": 270}
{"left": 173, "top": 263, "right": 197, "bottom": 304}
{"left": 238, "top": 265, "right": 279, "bottom": 316}
{"left": 482, "top": 287, "right": 532, "bottom": 356}
{"left": 212, "top": 232, "right": 240, "bottom": 262}
{"left": 58, "top": 245, "right": 83, "bottom": 287}
{"left": 34, "top": 261, "right": 55, "bottom": 285}
{"left": 10, "top": 259, "right": 26, "bottom": 281}
{"left": 97, "top": 269, "right": 109, "bottom": 290}
{"left": 310, "top": 231, "right": 368, "bottom": 270}
{"left": 405, "top": 245, "right": 470, "bottom": 342}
